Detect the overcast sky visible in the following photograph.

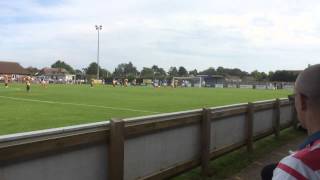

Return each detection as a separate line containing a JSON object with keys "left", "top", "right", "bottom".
{"left": 1, "top": 0, "right": 319, "bottom": 72}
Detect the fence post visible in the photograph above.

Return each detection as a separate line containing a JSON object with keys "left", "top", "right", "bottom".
{"left": 288, "top": 95, "right": 298, "bottom": 129}
{"left": 292, "top": 106, "right": 298, "bottom": 129}
{"left": 274, "top": 99, "right": 281, "bottom": 138}
{"left": 246, "top": 102, "right": 254, "bottom": 152}
{"left": 201, "top": 108, "right": 211, "bottom": 176}
{"left": 109, "top": 118, "right": 125, "bottom": 180}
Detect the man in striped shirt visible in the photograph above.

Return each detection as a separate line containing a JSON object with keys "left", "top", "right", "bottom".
{"left": 272, "top": 64, "right": 320, "bottom": 180}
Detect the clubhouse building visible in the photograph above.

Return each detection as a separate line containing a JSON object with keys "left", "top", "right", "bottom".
{"left": 0, "top": 61, "right": 28, "bottom": 81}
{"left": 38, "top": 67, "right": 75, "bottom": 83}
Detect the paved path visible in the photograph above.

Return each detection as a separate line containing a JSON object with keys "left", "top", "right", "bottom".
{"left": 226, "top": 135, "right": 306, "bottom": 180}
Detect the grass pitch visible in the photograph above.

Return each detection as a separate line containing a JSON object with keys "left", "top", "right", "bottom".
{"left": 0, "top": 83, "right": 292, "bottom": 135}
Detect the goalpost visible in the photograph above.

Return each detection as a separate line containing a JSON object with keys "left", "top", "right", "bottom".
{"left": 172, "top": 76, "right": 202, "bottom": 88}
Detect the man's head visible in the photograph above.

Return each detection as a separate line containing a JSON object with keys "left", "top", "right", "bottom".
{"left": 295, "top": 64, "right": 320, "bottom": 133}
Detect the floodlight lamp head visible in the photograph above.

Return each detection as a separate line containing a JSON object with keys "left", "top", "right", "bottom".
{"left": 95, "top": 25, "right": 102, "bottom": 30}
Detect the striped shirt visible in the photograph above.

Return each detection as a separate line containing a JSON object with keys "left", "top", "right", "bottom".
{"left": 272, "top": 139, "right": 320, "bottom": 180}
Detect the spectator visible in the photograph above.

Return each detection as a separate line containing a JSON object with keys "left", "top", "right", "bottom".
{"left": 262, "top": 64, "right": 320, "bottom": 180}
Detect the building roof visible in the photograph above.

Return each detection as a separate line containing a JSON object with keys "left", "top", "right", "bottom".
{"left": 173, "top": 76, "right": 201, "bottom": 80}
{"left": 242, "top": 75, "right": 255, "bottom": 82}
{"left": 0, "top": 61, "right": 28, "bottom": 75}
{"left": 196, "top": 75, "right": 224, "bottom": 78}
{"left": 40, "top": 67, "right": 70, "bottom": 75}
{"left": 225, "top": 75, "right": 242, "bottom": 80}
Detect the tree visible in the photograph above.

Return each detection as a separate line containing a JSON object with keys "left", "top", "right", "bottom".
{"left": 51, "top": 60, "right": 75, "bottom": 74}
{"left": 268, "top": 71, "right": 274, "bottom": 80}
{"left": 269, "top": 70, "right": 298, "bottom": 82}
{"left": 216, "top": 66, "right": 225, "bottom": 75}
{"left": 156, "top": 68, "right": 167, "bottom": 79}
{"left": 85, "top": 62, "right": 100, "bottom": 75}
{"left": 84, "top": 62, "right": 111, "bottom": 80}
{"left": 211, "top": 66, "right": 249, "bottom": 77}
{"left": 151, "top": 65, "right": 159, "bottom": 72}
{"left": 260, "top": 72, "right": 268, "bottom": 80}
{"left": 151, "top": 65, "right": 166, "bottom": 79}
{"left": 75, "top": 69, "right": 86, "bottom": 80}
{"left": 178, "top": 66, "right": 188, "bottom": 76}
{"left": 168, "top": 67, "right": 178, "bottom": 78}
{"left": 199, "top": 67, "right": 216, "bottom": 75}
{"left": 100, "top": 68, "right": 111, "bottom": 79}
{"left": 228, "top": 68, "right": 248, "bottom": 77}
{"left": 140, "top": 67, "right": 154, "bottom": 79}
{"left": 26, "top": 66, "right": 39, "bottom": 76}
{"left": 251, "top": 70, "right": 268, "bottom": 81}
{"left": 113, "top": 62, "right": 138, "bottom": 81}
{"left": 189, "top": 69, "right": 198, "bottom": 76}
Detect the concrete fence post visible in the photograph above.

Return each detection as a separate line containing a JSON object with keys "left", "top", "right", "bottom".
{"left": 201, "top": 108, "right": 211, "bottom": 176}
{"left": 246, "top": 102, "right": 254, "bottom": 152}
{"left": 109, "top": 118, "right": 125, "bottom": 180}
{"left": 274, "top": 98, "right": 281, "bottom": 138}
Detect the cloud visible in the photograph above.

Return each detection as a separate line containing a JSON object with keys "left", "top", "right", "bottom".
{"left": 1, "top": 0, "right": 320, "bottom": 72}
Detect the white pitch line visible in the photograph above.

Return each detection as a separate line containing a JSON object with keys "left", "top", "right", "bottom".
{"left": 0, "top": 88, "right": 21, "bottom": 91}
{"left": 0, "top": 95, "right": 160, "bottom": 114}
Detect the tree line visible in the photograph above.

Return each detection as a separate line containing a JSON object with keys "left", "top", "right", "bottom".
{"left": 26, "top": 60, "right": 300, "bottom": 82}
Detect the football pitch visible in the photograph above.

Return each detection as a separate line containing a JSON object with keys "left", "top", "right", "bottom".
{"left": 0, "top": 83, "right": 292, "bottom": 135}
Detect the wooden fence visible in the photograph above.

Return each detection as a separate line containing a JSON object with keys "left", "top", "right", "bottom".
{"left": 0, "top": 97, "right": 297, "bottom": 180}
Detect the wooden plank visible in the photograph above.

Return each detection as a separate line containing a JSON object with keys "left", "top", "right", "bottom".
{"left": 210, "top": 122, "right": 292, "bottom": 161}
{"left": 246, "top": 102, "right": 254, "bottom": 152}
{"left": 253, "top": 122, "right": 292, "bottom": 141}
{"left": 210, "top": 99, "right": 289, "bottom": 120}
{"left": 291, "top": 99, "right": 299, "bottom": 129}
{"left": 274, "top": 98, "right": 281, "bottom": 138}
{"left": 253, "top": 129, "right": 274, "bottom": 141}
{"left": 292, "top": 106, "right": 298, "bottom": 129}
{"left": 141, "top": 157, "right": 201, "bottom": 180}
{"left": 254, "top": 102, "right": 274, "bottom": 111}
{"left": 280, "top": 100, "right": 290, "bottom": 106}
{"left": 287, "top": 94, "right": 298, "bottom": 128}
{"left": 253, "top": 99, "right": 289, "bottom": 111}
{"left": 201, "top": 108, "right": 211, "bottom": 176}
{"left": 210, "top": 107, "right": 247, "bottom": 121}
{"left": 125, "top": 100, "right": 282, "bottom": 138}
{"left": 109, "top": 119, "right": 125, "bottom": 180}
{"left": 210, "top": 141, "right": 246, "bottom": 159}
{"left": 280, "top": 122, "right": 292, "bottom": 130}
{"left": 125, "top": 114, "right": 201, "bottom": 138}
{"left": 0, "top": 129, "right": 109, "bottom": 164}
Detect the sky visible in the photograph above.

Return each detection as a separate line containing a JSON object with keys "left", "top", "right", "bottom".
{"left": 1, "top": 0, "right": 320, "bottom": 73}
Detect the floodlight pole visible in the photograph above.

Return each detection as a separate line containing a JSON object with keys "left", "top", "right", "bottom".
{"left": 95, "top": 25, "right": 102, "bottom": 79}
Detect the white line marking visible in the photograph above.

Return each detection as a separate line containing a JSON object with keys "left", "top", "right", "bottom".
{"left": 0, "top": 88, "right": 21, "bottom": 91}
{"left": 0, "top": 95, "right": 160, "bottom": 114}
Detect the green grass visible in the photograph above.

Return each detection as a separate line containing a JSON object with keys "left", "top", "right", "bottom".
{"left": 0, "top": 83, "right": 291, "bottom": 135}
{"left": 172, "top": 128, "right": 306, "bottom": 180}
